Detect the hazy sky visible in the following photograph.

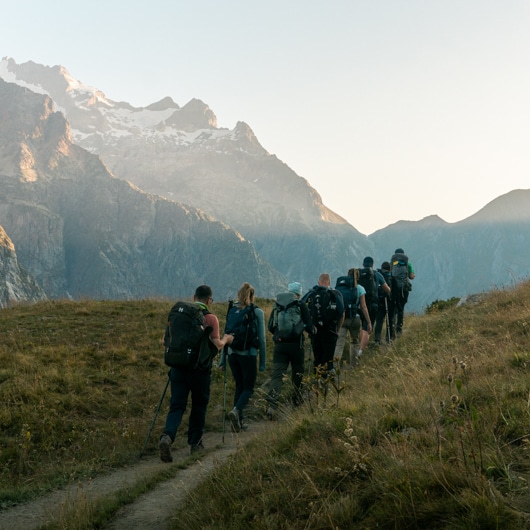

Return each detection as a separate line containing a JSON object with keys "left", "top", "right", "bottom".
{"left": 2, "top": 1, "right": 529, "bottom": 234}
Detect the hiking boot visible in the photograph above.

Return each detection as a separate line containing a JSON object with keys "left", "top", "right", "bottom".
{"left": 189, "top": 439, "right": 205, "bottom": 455}
{"left": 228, "top": 407, "right": 241, "bottom": 432}
{"left": 266, "top": 406, "right": 277, "bottom": 421}
{"left": 159, "top": 434, "right": 173, "bottom": 463}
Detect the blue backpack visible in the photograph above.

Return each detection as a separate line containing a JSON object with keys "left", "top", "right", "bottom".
{"left": 335, "top": 276, "right": 358, "bottom": 319}
{"left": 225, "top": 303, "right": 259, "bottom": 350}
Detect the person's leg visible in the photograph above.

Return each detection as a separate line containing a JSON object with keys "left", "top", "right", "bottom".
{"left": 162, "top": 368, "right": 189, "bottom": 442}
{"left": 267, "top": 346, "right": 290, "bottom": 408}
{"left": 322, "top": 327, "right": 339, "bottom": 373}
{"left": 348, "top": 316, "right": 361, "bottom": 363}
{"left": 395, "top": 290, "right": 405, "bottom": 335}
{"left": 228, "top": 353, "right": 243, "bottom": 409}
{"left": 334, "top": 319, "right": 348, "bottom": 365}
{"left": 187, "top": 370, "right": 211, "bottom": 447}
{"left": 374, "top": 301, "right": 386, "bottom": 343}
{"left": 359, "top": 315, "right": 369, "bottom": 357}
{"left": 290, "top": 345, "right": 305, "bottom": 406}
{"left": 312, "top": 331, "right": 326, "bottom": 372}
{"left": 234, "top": 355, "right": 257, "bottom": 421}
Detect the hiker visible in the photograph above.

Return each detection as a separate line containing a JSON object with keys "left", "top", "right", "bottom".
{"left": 223, "top": 282, "right": 266, "bottom": 432}
{"left": 358, "top": 257, "right": 390, "bottom": 357}
{"left": 159, "top": 285, "right": 233, "bottom": 462}
{"left": 304, "top": 273, "right": 344, "bottom": 376}
{"left": 334, "top": 268, "right": 371, "bottom": 366}
{"left": 265, "top": 282, "right": 313, "bottom": 419}
{"left": 391, "top": 248, "right": 415, "bottom": 337}
{"left": 374, "top": 261, "right": 395, "bottom": 344}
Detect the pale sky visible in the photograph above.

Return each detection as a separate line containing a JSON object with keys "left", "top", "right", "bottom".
{"left": 2, "top": 1, "right": 530, "bottom": 235}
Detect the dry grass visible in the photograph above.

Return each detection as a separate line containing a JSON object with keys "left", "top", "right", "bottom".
{"left": 2, "top": 284, "right": 530, "bottom": 528}
{"left": 174, "top": 282, "right": 530, "bottom": 529}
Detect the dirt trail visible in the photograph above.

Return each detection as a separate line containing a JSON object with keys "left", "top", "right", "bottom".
{"left": 0, "top": 423, "right": 272, "bottom": 530}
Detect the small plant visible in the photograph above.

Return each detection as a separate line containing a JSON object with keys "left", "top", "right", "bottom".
{"left": 425, "top": 297, "right": 460, "bottom": 313}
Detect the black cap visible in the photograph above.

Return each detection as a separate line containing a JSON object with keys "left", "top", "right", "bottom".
{"left": 363, "top": 256, "right": 374, "bottom": 267}
{"left": 395, "top": 248, "right": 404, "bottom": 254}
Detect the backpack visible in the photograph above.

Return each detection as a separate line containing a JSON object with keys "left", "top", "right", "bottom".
{"left": 163, "top": 301, "right": 214, "bottom": 370}
{"left": 335, "top": 275, "right": 359, "bottom": 319}
{"left": 358, "top": 267, "right": 377, "bottom": 308}
{"left": 377, "top": 268, "right": 393, "bottom": 301}
{"left": 224, "top": 303, "right": 259, "bottom": 351}
{"left": 391, "top": 252, "right": 410, "bottom": 290}
{"left": 269, "top": 297, "right": 305, "bottom": 343}
{"left": 307, "top": 287, "right": 339, "bottom": 327}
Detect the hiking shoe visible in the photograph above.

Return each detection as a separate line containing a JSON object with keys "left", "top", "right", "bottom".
{"left": 266, "top": 407, "right": 277, "bottom": 421}
{"left": 228, "top": 407, "right": 241, "bottom": 432}
{"left": 240, "top": 421, "right": 249, "bottom": 431}
{"left": 159, "top": 434, "right": 173, "bottom": 463}
{"left": 189, "top": 439, "right": 205, "bottom": 455}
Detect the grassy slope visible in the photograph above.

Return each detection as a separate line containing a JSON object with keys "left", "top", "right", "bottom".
{"left": 1, "top": 286, "right": 530, "bottom": 528}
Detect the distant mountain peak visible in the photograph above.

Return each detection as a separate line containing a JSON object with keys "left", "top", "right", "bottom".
{"left": 462, "top": 189, "right": 530, "bottom": 224}
{"left": 146, "top": 96, "right": 180, "bottom": 111}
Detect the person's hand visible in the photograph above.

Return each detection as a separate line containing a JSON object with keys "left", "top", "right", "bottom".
{"left": 224, "top": 334, "right": 234, "bottom": 344}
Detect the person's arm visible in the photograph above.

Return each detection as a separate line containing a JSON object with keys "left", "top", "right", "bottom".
{"left": 408, "top": 262, "right": 415, "bottom": 280}
{"left": 205, "top": 314, "right": 233, "bottom": 350}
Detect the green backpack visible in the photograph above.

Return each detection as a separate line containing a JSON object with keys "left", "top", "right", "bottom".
{"left": 268, "top": 292, "right": 305, "bottom": 343}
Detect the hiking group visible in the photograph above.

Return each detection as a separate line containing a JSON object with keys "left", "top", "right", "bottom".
{"left": 157, "top": 249, "right": 414, "bottom": 462}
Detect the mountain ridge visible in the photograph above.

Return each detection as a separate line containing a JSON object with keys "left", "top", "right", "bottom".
{"left": 1, "top": 57, "right": 529, "bottom": 312}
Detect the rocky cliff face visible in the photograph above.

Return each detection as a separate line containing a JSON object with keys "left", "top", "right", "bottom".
{"left": 0, "top": 58, "right": 373, "bottom": 294}
{"left": 0, "top": 78, "right": 286, "bottom": 301}
{"left": 0, "top": 225, "right": 47, "bottom": 307}
{"left": 2, "top": 58, "right": 529, "bottom": 312}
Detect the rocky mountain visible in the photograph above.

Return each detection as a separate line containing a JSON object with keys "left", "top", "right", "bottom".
{"left": 1, "top": 57, "right": 529, "bottom": 313}
{"left": 0, "top": 57, "right": 373, "bottom": 292}
{"left": 0, "top": 78, "right": 286, "bottom": 302}
{"left": 0, "top": 225, "right": 47, "bottom": 307}
{"left": 369, "top": 190, "right": 530, "bottom": 311}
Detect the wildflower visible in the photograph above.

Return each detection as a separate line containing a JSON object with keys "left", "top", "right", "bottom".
{"left": 452, "top": 356, "right": 458, "bottom": 364}
{"left": 460, "top": 361, "right": 467, "bottom": 370}
{"left": 451, "top": 394, "right": 459, "bottom": 404}
{"left": 344, "top": 428, "right": 354, "bottom": 437}
{"left": 447, "top": 374, "right": 453, "bottom": 383}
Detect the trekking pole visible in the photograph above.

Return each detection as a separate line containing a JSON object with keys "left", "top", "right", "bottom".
{"left": 222, "top": 353, "right": 228, "bottom": 443}
{"left": 139, "top": 375, "right": 170, "bottom": 459}
{"left": 384, "top": 297, "right": 391, "bottom": 344}
{"left": 222, "top": 298, "right": 234, "bottom": 444}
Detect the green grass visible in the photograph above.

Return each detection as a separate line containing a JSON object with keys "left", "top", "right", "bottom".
{"left": 2, "top": 284, "right": 530, "bottom": 528}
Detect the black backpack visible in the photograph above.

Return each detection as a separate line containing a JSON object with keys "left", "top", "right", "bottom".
{"left": 269, "top": 300, "right": 305, "bottom": 342}
{"left": 307, "top": 288, "right": 339, "bottom": 327}
{"left": 164, "top": 301, "right": 214, "bottom": 370}
{"left": 377, "top": 268, "right": 394, "bottom": 301}
{"left": 358, "top": 267, "right": 377, "bottom": 308}
{"left": 224, "top": 303, "right": 259, "bottom": 350}
{"left": 335, "top": 275, "right": 359, "bottom": 319}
